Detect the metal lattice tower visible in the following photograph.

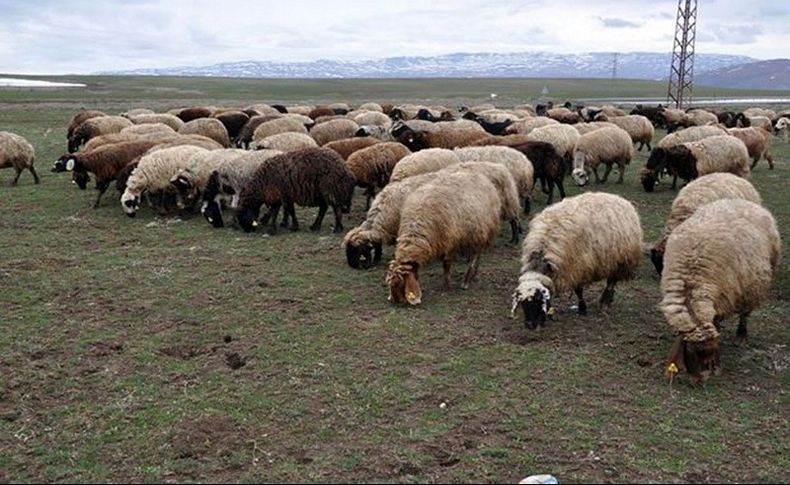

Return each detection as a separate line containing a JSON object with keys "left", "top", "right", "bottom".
{"left": 611, "top": 52, "right": 619, "bottom": 80}
{"left": 667, "top": 0, "right": 698, "bottom": 108}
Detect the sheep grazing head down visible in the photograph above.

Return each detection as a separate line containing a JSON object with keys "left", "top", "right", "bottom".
{"left": 666, "top": 332, "right": 721, "bottom": 386}
{"left": 120, "top": 190, "right": 141, "bottom": 218}
{"left": 571, "top": 153, "right": 590, "bottom": 186}
{"left": 343, "top": 229, "right": 382, "bottom": 270}
{"left": 650, "top": 247, "right": 665, "bottom": 275}
{"left": 386, "top": 261, "right": 422, "bottom": 305}
{"left": 235, "top": 205, "right": 260, "bottom": 233}
{"left": 511, "top": 273, "right": 554, "bottom": 330}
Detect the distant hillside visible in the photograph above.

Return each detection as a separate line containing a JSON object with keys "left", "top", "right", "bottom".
{"left": 696, "top": 59, "right": 790, "bottom": 90}
{"left": 101, "top": 51, "right": 754, "bottom": 81}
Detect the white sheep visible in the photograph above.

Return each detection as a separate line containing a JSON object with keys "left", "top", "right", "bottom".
{"left": 571, "top": 126, "right": 634, "bottom": 186}
{"left": 0, "top": 131, "right": 38, "bottom": 185}
{"left": 512, "top": 192, "right": 643, "bottom": 329}
{"left": 662, "top": 199, "right": 781, "bottom": 385}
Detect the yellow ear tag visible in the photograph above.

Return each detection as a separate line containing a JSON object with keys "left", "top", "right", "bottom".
{"left": 546, "top": 307, "right": 555, "bottom": 316}
{"left": 667, "top": 363, "right": 679, "bottom": 375}
{"left": 407, "top": 292, "right": 417, "bottom": 300}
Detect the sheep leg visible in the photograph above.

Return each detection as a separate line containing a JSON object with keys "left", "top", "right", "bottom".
{"left": 766, "top": 151, "right": 774, "bottom": 170}
{"left": 364, "top": 186, "right": 375, "bottom": 211}
{"left": 593, "top": 165, "right": 603, "bottom": 183}
{"left": 462, "top": 253, "right": 482, "bottom": 289}
{"left": 575, "top": 286, "right": 587, "bottom": 315}
{"left": 92, "top": 181, "right": 110, "bottom": 208}
{"left": 509, "top": 218, "right": 519, "bottom": 244}
{"left": 545, "top": 180, "right": 555, "bottom": 205}
{"left": 555, "top": 177, "right": 566, "bottom": 200}
{"left": 646, "top": 141, "right": 652, "bottom": 151}
{"left": 736, "top": 312, "right": 749, "bottom": 345}
{"left": 523, "top": 196, "right": 531, "bottom": 215}
{"left": 539, "top": 176, "right": 549, "bottom": 194}
{"left": 671, "top": 174, "right": 678, "bottom": 191}
{"left": 331, "top": 204, "right": 344, "bottom": 233}
{"left": 750, "top": 156, "right": 759, "bottom": 170}
{"left": 599, "top": 278, "right": 617, "bottom": 307}
{"left": 616, "top": 161, "right": 625, "bottom": 184}
{"left": 267, "top": 203, "right": 281, "bottom": 234}
{"left": 442, "top": 259, "right": 453, "bottom": 290}
{"left": 286, "top": 202, "right": 299, "bottom": 231}
{"left": 310, "top": 200, "right": 328, "bottom": 232}
{"left": 10, "top": 168, "right": 22, "bottom": 186}
{"left": 28, "top": 166, "right": 40, "bottom": 184}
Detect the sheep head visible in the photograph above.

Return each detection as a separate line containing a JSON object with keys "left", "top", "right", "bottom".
{"left": 571, "top": 152, "right": 589, "bottom": 186}
{"left": 120, "top": 189, "right": 141, "bottom": 218}
{"left": 649, "top": 247, "right": 665, "bottom": 275}
{"left": 511, "top": 271, "right": 554, "bottom": 330}
{"left": 665, "top": 145, "right": 698, "bottom": 181}
{"left": 386, "top": 261, "right": 422, "bottom": 305}
{"left": 52, "top": 154, "right": 75, "bottom": 173}
{"left": 666, "top": 334, "right": 721, "bottom": 386}
{"left": 343, "top": 228, "right": 381, "bottom": 270}
{"left": 235, "top": 205, "right": 260, "bottom": 233}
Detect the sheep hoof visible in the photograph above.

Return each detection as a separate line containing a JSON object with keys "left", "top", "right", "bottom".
{"left": 332, "top": 226, "right": 344, "bottom": 234}
{"left": 309, "top": 224, "right": 321, "bottom": 232}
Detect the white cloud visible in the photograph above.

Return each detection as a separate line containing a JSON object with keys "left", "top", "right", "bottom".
{"left": 0, "top": 0, "right": 787, "bottom": 74}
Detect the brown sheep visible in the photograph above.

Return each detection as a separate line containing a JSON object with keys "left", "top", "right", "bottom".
{"left": 66, "top": 110, "right": 106, "bottom": 139}
{"left": 69, "top": 116, "right": 134, "bottom": 152}
{"left": 323, "top": 136, "right": 381, "bottom": 160}
{"left": 235, "top": 147, "right": 357, "bottom": 234}
{"left": 176, "top": 107, "right": 214, "bottom": 122}
{"left": 346, "top": 142, "right": 412, "bottom": 209}
{"left": 213, "top": 111, "right": 250, "bottom": 141}
{"left": 178, "top": 119, "right": 231, "bottom": 147}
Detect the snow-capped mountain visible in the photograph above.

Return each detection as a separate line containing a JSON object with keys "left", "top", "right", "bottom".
{"left": 102, "top": 51, "right": 755, "bottom": 81}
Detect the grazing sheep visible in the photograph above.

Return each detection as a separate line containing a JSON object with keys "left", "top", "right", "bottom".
{"left": 511, "top": 192, "right": 642, "bottom": 329}
{"left": 742, "top": 107, "right": 776, "bottom": 121}
{"left": 69, "top": 116, "right": 134, "bottom": 152}
{"left": 572, "top": 121, "right": 618, "bottom": 136}
{"left": 283, "top": 113, "right": 315, "bottom": 128}
{"left": 212, "top": 111, "right": 250, "bottom": 141}
{"left": 285, "top": 105, "right": 315, "bottom": 116}
{"left": 389, "top": 148, "right": 462, "bottom": 182}
{"left": 546, "top": 107, "right": 581, "bottom": 124}
{"left": 255, "top": 132, "right": 318, "bottom": 152}
{"left": 121, "top": 145, "right": 208, "bottom": 217}
{"left": 346, "top": 142, "right": 412, "bottom": 209}
{"left": 251, "top": 117, "right": 308, "bottom": 146}
{"left": 508, "top": 117, "right": 560, "bottom": 135}
{"left": 309, "top": 118, "right": 360, "bottom": 146}
{"left": 658, "top": 108, "right": 690, "bottom": 132}
{"left": 129, "top": 113, "right": 184, "bottom": 132}
{"left": 67, "top": 110, "right": 106, "bottom": 139}
{"left": 200, "top": 149, "right": 283, "bottom": 228}
{"left": 121, "top": 108, "right": 155, "bottom": 118}
{"left": 53, "top": 140, "right": 159, "bottom": 207}
{"left": 650, "top": 173, "right": 762, "bottom": 275}
{"left": 393, "top": 125, "right": 487, "bottom": 151}
{"left": 440, "top": 161, "right": 522, "bottom": 244}
{"left": 685, "top": 109, "right": 719, "bottom": 127}
{"left": 83, "top": 132, "right": 144, "bottom": 151}
{"left": 467, "top": 134, "right": 533, "bottom": 146}
{"left": 747, "top": 116, "right": 773, "bottom": 132}
{"left": 0, "top": 131, "right": 38, "bottom": 185}
{"left": 170, "top": 149, "right": 248, "bottom": 210}
{"left": 356, "top": 125, "right": 394, "bottom": 140}
{"left": 661, "top": 199, "right": 780, "bottom": 385}
{"left": 313, "top": 114, "right": 346, "bottom": 124}
{"left": 525, "top": 124, "right": 581, "bottom": 164}
{"left": 774, "top": 117, "right": 789, "bottom": 143}
{"left": 571, "top": 126, "right": 634, "bottom": 186}
{"left": 145, "top": 134, "right": 224, "bottom": 152}
{"left": 727, "top": 127, "right": 775, "bottom": 170}
{"left": 508, "top": 141, "right": 567, "bottom": 205}
{"left": 235, "top": 147, "right": 356, "bottom": 234}
{"left": 178, "top": 118, "right": 231, "bottom": 148}
{"left": 352, "top": 111, "right": 391, "bottom": 127}
{"left": 453, "top": 145, "right": 535, "bottom": 214}
{"left": 386, "top": 171, "right": 502, "bottom": 305}
{"left": 176, "top": 106, "right": 214, "bottom": 122}
{"left": 343, "top": 172, "right": 440, "bottom": 269}
{"left": 358, "top": 102, "right": 383, "bottom": 112}
{"left": 236, "top": 115, "right": 282, "bottom": 148}
{"left": 323, "top": 136, "right": 380, "bottom": 160}
{"left": 641, "top": 135, "right": 750, "bottom": 192}
{"left": 657, "top": 125, "right": 728, "bottom": 149}
{"left": 245, "top": 104, "right": 284, "bottom": 117}
{"left": 308, "top": 106, "right": 336, "bottom": 120}
{"left": 594, "top": 114, "right": 654, "bottom": 151}
{"left": 121, "top": 123, "right": 176, "bottom": 137}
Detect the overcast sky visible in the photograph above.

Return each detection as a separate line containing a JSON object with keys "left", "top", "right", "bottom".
{"left": 0, "top": 0, "right": 787, "bottom": 74}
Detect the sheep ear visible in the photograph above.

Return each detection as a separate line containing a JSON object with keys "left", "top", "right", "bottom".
{"left": 65, "top": 159, "right": 75, "bottom": 171}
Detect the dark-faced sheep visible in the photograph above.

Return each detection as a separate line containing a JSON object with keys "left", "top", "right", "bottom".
{"left": 512, "top": 192, "right": 642, "bottom": 329}
{"left": 212, "top": 111, "right": 250, "bottom": 141}
{"left": 662, "top": 199, "right": 780, "bottom": 385}
{"left": 235, "top": 147, "right": 356, "bottom": 234}
{"left": 67, "top": 110, "right": 106, "bottom": 139}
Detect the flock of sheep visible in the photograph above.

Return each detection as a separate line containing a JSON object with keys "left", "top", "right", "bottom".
{"left": 1, "top": 99, "right": 787, "bottom": 386}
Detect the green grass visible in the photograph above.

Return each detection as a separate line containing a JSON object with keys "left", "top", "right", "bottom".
{"left": 0, "top": 78, "right": 788, "bottom": 483}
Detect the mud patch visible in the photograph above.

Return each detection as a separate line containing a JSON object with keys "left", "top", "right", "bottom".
{"left": 226, "top": 352, "right": 246, "bottom": 370}
{"left": 90, "top": 341, "right": 123, "bottom": 357}
{"left": 160, "top": 344, "right": 205, "bottom": 360}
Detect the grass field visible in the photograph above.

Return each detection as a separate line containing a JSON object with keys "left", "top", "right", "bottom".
{"left": 0, "top": 77, "right": 788, "bottom": 483}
